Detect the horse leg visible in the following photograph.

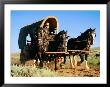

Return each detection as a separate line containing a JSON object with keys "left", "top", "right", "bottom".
{"left": 55, "top": 55, "right": 63, "bottom": 70}
{"left": 35, "top": 53, "right": 40, "bottom": 66}
{"left": 69, "top": 55, "right": 75, "bottom": 69}
{"left": 73, "top": 55, "right": 77, "bottom": 67}
{"left": 58, "top": 54, "right": 66, "bottom": 69}
{"left": 84, "top": 54, "right": 89, "bottom": 70}
{"left": 54, "top": 55, "right": 58, "bottom": 71}
{"left": 32, "top": 59, "right": 36, "bottom": 68}
{"left": 79, "top": 54, "right": 84, "bottom": 64}
{"left": 63, "top": 54, "right": 66, "bottom": 64}
{"left": 48, "top": 54, "right": 52, "bottom": 63}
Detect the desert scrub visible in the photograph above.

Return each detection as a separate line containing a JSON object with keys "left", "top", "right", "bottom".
{"left": 87, "top": 55, "right": 100, "bottom": 68}
{"left": 11, "top": 65, "right": 59, "bottom": 77}
{"left": 11, "top": 52, "right": 20, "bottom": 65}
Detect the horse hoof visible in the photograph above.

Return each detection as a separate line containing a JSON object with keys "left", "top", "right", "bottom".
{"left": 71, "top": 65, "right": 75, "bottom": 69}
{"left": 85, "top": 66, "right": 90, "bottom": 70}
{"left": 74, "top": 64, "right": 77, "bottom": 67}
{"left": 54, "top": 67, "right": 59, "bottom": 71}
{"left": 77, "top": 61, "right": 81, "bottom": 66}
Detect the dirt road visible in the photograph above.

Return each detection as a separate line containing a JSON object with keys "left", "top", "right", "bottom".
{"left": 56, "top": 67, "right": 100, "bottom": 77}
{"left": 44, "top": 61, "right": 100, "bottom": 77}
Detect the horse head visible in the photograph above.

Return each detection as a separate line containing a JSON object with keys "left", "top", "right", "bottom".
{"left": 87, "top": 28, "right": 96, "bottom": 45}
{"left": 55, "top": 30, "right": 69, "bottom": 51}
{"left": 57, "top": 30, "right": 69, "bottom": 41}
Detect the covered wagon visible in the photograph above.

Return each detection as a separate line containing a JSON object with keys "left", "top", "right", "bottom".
{"left": 18, "top": 16, "right": 63, "bottom": 66}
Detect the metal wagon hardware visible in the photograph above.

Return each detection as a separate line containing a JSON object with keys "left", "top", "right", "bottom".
{"left": 18, "top": 16, "right": 96, "bottom": 70}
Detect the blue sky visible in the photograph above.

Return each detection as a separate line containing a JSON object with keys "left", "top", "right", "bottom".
{"left": 11, "top": 10, "right": 100, "bottom": 53}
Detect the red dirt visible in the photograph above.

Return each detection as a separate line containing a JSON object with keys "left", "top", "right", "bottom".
{"left": 11, "top": 58, "right": 100, "bottom": 77}
{"left": 56, "top": 67, "right": 100, "bottom": 77}
{"left": 44, "top": 61, "right": 100, "bottom": 77}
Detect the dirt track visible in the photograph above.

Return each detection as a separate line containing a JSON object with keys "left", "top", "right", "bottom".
{"left": 56, "top": 67, "right": 100, "bottom": 77}
{"left": 11, "top": 53, "right": 100, "bottom": 77}
{"left": 43, "top": 60, "right": 100, "bottom": 77}
{"left": 11, "top": 59, "right": 100, "bottom": 77}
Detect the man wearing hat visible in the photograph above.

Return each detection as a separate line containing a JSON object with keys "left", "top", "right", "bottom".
{"left": 44, "top": 22, "right": 49, "bottom": 29}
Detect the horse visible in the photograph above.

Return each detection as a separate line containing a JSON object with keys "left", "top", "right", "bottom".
{"left": 55, "top": 30, "right": 68, "bottom": 52}
{"left": 47, "top": 30, "right": 69, "bottom": 70}
{"left": 67, "top": 28, "right": 96, "bottom": 70}
{"left": 55, "top": 30, "right": 69, "bottom": 64}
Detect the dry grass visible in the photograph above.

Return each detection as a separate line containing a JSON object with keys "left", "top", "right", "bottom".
{"left": 11, "top": 47, "right": 100, "bottom": 77}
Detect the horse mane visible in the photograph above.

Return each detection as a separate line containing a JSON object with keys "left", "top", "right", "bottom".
{"left": 55, "top": 30, "right": 66, "bottom": 40}
{"left": 58, "top": 30, "right": 66, "bottom": 35}
{"left": 76, "top": 28, "right": 93, "bottom": 41}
